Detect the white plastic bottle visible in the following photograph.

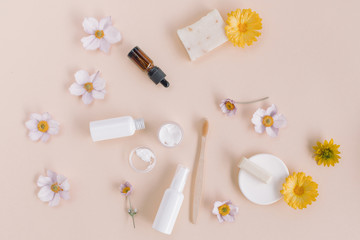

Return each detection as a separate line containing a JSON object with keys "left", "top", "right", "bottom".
{"left": 89, "top": 116, "right": 145, "bottom": 142}
{"left": 152, "top": 165, "right": 190, "bottom": 235}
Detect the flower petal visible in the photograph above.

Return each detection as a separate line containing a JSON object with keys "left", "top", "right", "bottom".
{"left": 213, "top": 201, "right": 225, "bottom": 209}
{"left": 48, "top": 120, "right": 60, "bottom": 129}
{"left": 30, "top": 113, "right": 42, "bottom": 121}
{"left": 74, "top": 70, "right": 90, "bottom": 85}
{"left": 37, "top": 176, "right": 52, "bottom": 187}
{"left": 99, "top": 39, "right": 111, "bottom": 53}
{"left": 38, "top": 186, "right": 54, "bottom": 202}
{"left": 222, "top": 214, "right": 235, "bottom": 222}
{"left": 47, "top": 120, "right": 59, "bottom": 135}
{"left": 266, "top": 126, "right": 279, "bottom": 137}
{"left": 60, "top": 179, "right": 70, "bottom": 191}
{"left": 69, "top": 83, "right": 86, "bottom": 96}
{"left": 104, "top": 26, "right": 121, "bottom": 44}
{"left": 254, "top": 124, "right": 265, "bottom": 133}
{"left": 57, "top": 175, "right": 66, "bottom": 185}
{"left": 41, "top": 133, "right": 50, "bottom": 142}
{"left": 47, "top": 170, "right": 57, "bottom": 183}
{"left": 92, "top": 76, "right": 106, "bottom": 90}
{"left": 82, "top": 92, "right": 94, "bottom": 104}
{"left": 47, "top": 128, "right": 58, "bottom": 135}
{"left": 99, "top": 16, "right": 112, "bottom": 30}
{"left": 273, "top": 114, "right": 287, "bottom": 128}
{"left": 29, "top": 130, "right": 43, "bottom": 141}
{"left": 25, "top": 119, "right": 38, "bottom": 130}
{"left": 41, "top": 112, "right": 51, "bottom": 121}
{"left": 49, "top": 193, "right": 61, "bottom": 207}
{"left": 217, "top": 214, "right": 224, "bottom": 223}
{"left": 82, "top": 17, "right": 99, "bottom": 34}
{"left": 228, "top": 204, "right": 239, "bottom": 216}
{"left": 81, "top": 35, "right": 100, "bottom": 50}
{"left": 60, "top": 191, "right": 70, "bottom": 200}
{"left": 253, "top": 108, "right": 266, "bottom": 118}
{"left": 251, "top": 114, "right": 262, "bottom": 125}
{"left": 266, "top": 104, "right": 277, "bottom": 116}
{"left": 92, "top": 90, "right": 105, "bottom": 99}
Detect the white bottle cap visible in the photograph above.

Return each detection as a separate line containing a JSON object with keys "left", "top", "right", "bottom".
{"left": 170, "top": 165, "right": 190, "bottom": 193}
{"left": 134, "top": 118, "right": 145, "bottom": 130}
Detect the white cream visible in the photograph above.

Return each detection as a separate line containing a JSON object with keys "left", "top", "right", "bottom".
{"left": 136, "top": 148, "right": 155, "bottom": 163}
{"left": 159, "top": 123, "right": 183, "bottom": 147}
{"left": 129, "top": 147, "right": 156, "bottom": 173}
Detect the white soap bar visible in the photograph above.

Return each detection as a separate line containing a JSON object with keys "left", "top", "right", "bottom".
{"left": 238, "top": 157, "right": 273, "bottom": 184}
{"left": 177, "top": 9, "right": 228, "bottom": 61}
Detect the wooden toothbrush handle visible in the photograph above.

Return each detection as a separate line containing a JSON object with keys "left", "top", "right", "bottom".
{"left": 192, "top": 136, "right": 206, "bottom": 224}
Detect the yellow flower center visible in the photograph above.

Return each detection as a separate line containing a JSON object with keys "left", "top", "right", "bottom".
{"left": 95, "top": 30, "right": 104, "bottom": 39}
{"left": 321, "top": 148, "right": 334, "bottom": 159}
{"left": 238, "top": 23, "right": 247, "bottom": 33}
{"left": 262, "top": 115, "right": 274, "bottom": 127}
{"left": 84, "top": 82, "right": 94, "bottom": 92}
{"left": 294, "top": 185, "right": 304, "bottom": 196}
{"left": 122, "top": 187, "right": 130, "bottom": 194}
{"left": 37, "top": 121, "right": 49, "bottom": 132}
{"left": 51, "top": 183, "right": 63, "bottom": 193}
{"left": 218, "top": 204, "right": 230, "bottom": 216}
{"left": 225, "top": 101, "right": 235, "bottom": 111}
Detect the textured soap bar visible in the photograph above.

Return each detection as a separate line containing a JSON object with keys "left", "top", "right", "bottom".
{"left": 238, "top": 157, "right": 272, "bottom": 184}
{"left": 177, "top": 9, "right": 228, "bottom": 61}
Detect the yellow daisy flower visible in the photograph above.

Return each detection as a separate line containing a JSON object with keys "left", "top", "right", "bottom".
{"left": 225, "top": 9, "right": 262, "bottom": 47}
{"left": 313, "top": 139, "right": 341, "bottom": 167}
{"left": 280, "top": 172, "right": 319, "bottom": 210}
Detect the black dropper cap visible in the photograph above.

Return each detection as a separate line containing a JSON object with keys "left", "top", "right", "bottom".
{"left": 148, "top": 66, "right": 170, "bottom": 87}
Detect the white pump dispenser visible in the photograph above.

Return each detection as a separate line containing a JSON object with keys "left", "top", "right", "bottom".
{"left": 152, "top": 165, "right": 190, "bottom": 235}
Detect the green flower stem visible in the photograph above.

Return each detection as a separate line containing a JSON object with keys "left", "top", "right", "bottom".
{"left": 235, "top": 96, "right": 269, "bottom": 104}
{"left": 127, "top": 196, "right": 136, "bottom": 229}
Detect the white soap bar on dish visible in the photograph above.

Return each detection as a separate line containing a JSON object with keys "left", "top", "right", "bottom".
{"left": 177, "top": 9, "right": 228, "bottom": 61}
{"left": 238, "top": 157, "right": 273, "bottom": 184}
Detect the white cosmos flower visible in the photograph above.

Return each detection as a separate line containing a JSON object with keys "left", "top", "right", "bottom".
{"left": 69, "top": 70, "right": 106, "bottom": 105}
{"left": 212, "top": 200, "right": 239, "bottom": 223}
{"left": 25, "top": 113, "right": 59, "bottom": 142}
{"left": 251, "top": 104, "right": 287, "bottom": 137}
{"left": 37, "top": 170, "right": 70, "bottom": 207}
{"left": 81, "top": 16, "right": 121, "bottom": 53}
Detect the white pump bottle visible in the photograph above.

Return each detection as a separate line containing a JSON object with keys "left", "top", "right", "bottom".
{"left": 152, "top": 165, "right": 190, "bottom": 235}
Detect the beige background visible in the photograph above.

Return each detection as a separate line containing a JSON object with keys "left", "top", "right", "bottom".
{"left": 1, "top": 0, "right": 359, "bottom": 239}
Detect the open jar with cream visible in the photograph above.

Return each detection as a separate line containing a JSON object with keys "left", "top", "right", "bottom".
{"left": 129, "top": 146, "right": 156, "bottom": 173}
{"left": 158, "top": 122, "right": 183, "bottom": 147}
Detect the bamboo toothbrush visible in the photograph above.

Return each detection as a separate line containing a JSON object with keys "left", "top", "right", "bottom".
{"left": 191, "top": 119, "right": 209, "bottom": 224}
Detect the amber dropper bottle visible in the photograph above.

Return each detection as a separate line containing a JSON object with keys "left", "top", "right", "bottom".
{"left": 128, "top": 46, "right": 170, "bottom": 88}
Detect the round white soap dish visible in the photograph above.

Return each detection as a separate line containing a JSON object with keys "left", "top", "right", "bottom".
{"left": 238, "top": 154, "right": 289, "bottom": 205}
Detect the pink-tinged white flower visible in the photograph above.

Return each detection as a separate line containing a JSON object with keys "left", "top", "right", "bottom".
{"left": 69, "top": 70, "right": 106, "bottom": 105}
{"left": 119, "top": 181, "right": 133, "bottom": 197}
{"left": 81, "top": 16, "right": 121, "bottom": 53}
{"left": 37, "top": 170, "right": 70, "bottom": 207}
{"left": 220, "top": 99, "right": 237, "bottom": 116}
{"left": 212, "top": 200, "right": 238, "bottom": 223}
{"left": 251, "top": 104, "right": 287, "bottom": 137}
{"left": 25, "top": 113, "right": 59, "bottom": 142}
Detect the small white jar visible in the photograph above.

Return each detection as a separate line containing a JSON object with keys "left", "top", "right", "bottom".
{"left": 158, "top": 122, "right": 183, "bottom": 147}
